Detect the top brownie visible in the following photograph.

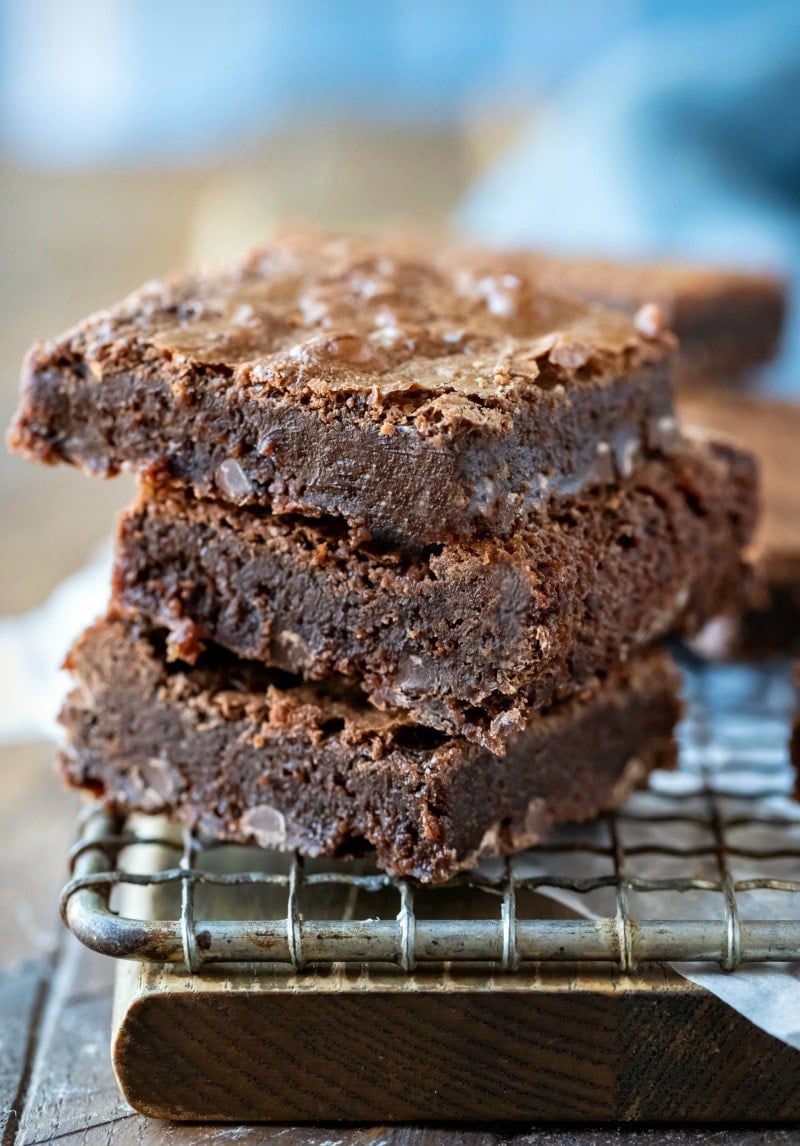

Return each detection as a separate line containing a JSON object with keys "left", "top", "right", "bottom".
{"left": 8, "top": 231, "right": 676, "bottom": 548}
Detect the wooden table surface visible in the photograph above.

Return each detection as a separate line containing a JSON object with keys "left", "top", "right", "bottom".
{"left": 1, "top": 153, "right": 799, "bottom": 1142}
{"left": 4, "top": 942, "right": 800, "bottom": 1144}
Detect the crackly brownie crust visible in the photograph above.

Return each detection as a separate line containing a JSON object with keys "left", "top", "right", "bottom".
{"left": 59, "top": 613, "right": 681, "bottom": 883}
{"left": 678, "top": 390, "right": 800, "bottom": 654}
{"left": 113, "top": 438, "right": 756, "bottom": 751}
{"left": 8, "top": 231, "right": 676, "bottom": 548}
{"left": 522, "top": 253, "right": 786, "bottom": 385}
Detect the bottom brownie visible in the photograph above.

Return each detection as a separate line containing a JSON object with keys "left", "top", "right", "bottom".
{"left": 59, "top": 613, "right": 681, "bottom": 882}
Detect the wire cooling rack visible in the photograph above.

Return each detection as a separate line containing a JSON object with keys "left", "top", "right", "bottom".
{"left": 60, "top": 655, "right": 800, "bottom": 973}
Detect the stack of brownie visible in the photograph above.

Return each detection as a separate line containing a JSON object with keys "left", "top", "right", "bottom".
{"left": 8, "top": 231, "right": 759, "bottom": 881}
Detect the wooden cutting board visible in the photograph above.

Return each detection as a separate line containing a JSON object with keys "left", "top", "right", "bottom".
{"left": 112, "top": 956, "right": 800, "bottom": 1122}
{"left": 108, "top": 827, "right": 800, "bottom": 1124}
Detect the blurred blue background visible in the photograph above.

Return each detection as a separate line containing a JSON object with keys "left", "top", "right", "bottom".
{"left": 2, "top": 1, "right": 798, "bottom": 269}
{"left": 1, "top": 0, "right": 799, "bottom": 612}
{"left": 0, "top": 0, "right": 657, "bottom": 164}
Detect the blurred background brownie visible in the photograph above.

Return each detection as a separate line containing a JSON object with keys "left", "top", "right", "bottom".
{"left": 521, "top": 253, "right": 786, "bottom": 388}
{"left": 679, "top": 390, "right": 800, "bottom": 654}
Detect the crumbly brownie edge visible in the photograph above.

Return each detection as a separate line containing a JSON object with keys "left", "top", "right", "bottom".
{"left": 113, "top": 439, "right": 757, "bottom": 750}
{"left": 58, "top": 614, "right": 681, "bottom": 882}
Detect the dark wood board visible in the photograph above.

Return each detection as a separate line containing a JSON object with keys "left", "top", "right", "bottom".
{"left": 5, "top": 940, "right": 800, "bottom": 1143}
{"left": 112, "top": 958, "right": 800, "bottom": 1124}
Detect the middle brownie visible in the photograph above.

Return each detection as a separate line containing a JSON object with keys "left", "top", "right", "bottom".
{"left": 115, "top": 435, "right": 756, "bottom": 752}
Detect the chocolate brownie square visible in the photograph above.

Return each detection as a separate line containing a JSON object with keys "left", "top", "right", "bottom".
{"left": 59, "top": 613, "right": 681, "bottom": 883}
{"left": 8, "top": 231, "right": 676, "bottom": 548}
{"left": 113, "top": 438, "right": 756, "bottom": 750}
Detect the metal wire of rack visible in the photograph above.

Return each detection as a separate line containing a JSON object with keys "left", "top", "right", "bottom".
{"left": 60, "top": 656, "right": 800, "bottom": 973}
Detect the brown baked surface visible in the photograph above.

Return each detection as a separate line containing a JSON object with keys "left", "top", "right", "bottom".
{"left": 523, "top": 252, "right": 786, "bottom": 385}
{"left": 8, "top": 230, "right": 676, "bottom": 548}
{"left": 59, "top": 612, "right": 681, "bottom": 882}
{"left": 678, "top": 390, "right": 800, "bottom": 653}
{"left": 113, "top": 438, "right": 756, "bottom": 751}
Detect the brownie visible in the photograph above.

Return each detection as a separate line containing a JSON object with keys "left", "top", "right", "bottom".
{"left": 113, "top": 438, "right": 757, "bottom": 751}
{"left": 59, "top": 613, "right": 681, "bottom": 883}
{"left": 7, "top": 231, "right": 677, "bottom": 548}
{"left": 678, "top": 390, "right": 800, "bottom": 654}
{"left": 522, "top": 253, "right": 786, "bottom": 386}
